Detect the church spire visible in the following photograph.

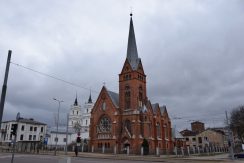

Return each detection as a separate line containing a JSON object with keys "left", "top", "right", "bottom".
{"left": 74, "top": 93, "right": 78, "bottom": 106}
{"left": 127, "top": 13, "right": 139, "bottom": 70}
{"left": 88, "top": 90, "right": 92, "bottom": 103}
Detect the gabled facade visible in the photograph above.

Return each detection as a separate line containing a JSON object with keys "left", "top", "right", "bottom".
{"left": 89, "top": 14, "right": 173, "bottom": 155}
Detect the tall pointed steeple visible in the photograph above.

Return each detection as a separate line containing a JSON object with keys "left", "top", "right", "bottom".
{"left": 74, "top": 93, "right": 78, "bottom": 106}
{"left": 127, "top": 13, "right": 139, "bottom": 70}
{"left": 88, "top": 90, "right": 92, "bottom": 103}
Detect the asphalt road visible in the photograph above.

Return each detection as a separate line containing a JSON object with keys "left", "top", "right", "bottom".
{"left": 0, "top": 153, "right": 234, "bottom": 163}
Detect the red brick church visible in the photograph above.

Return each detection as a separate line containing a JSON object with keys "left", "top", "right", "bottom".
{"left": 89, "top": 14, "right": 173, "bottom": 155}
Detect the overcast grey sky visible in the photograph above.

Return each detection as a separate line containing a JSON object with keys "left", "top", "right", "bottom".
{"left": 0, "top": 0, "right": 244, "bottom": 130}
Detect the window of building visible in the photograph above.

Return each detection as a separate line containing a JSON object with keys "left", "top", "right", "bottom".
{"left": 204, "top": 137, "right": 208, "bottom": 141}
{"left": 156, "top": 122, "right": 161, "bottom": 138}
{"left": 124, "top": 119, "right": 132, "bottom": 134}
{"left": 29, "top": 135, "right": 32, "bottom": 140}
{"left": 34, "top": 127, "right": 37, "bottom": 131}
{"left": 97, "top": 116, "right": 111, "bottom": 133}
{"left": 86, "top": 120, "right": 88, "bottom": 125}
{"left": 198, "top": 137, "right": 202, "bottom": 143}
{"left": 165, "top": 125, "right": 169, "bottom": 138}
{"left": 30, "top": 126, "right": 33, "bottom": 131}
{"left": 139, "top": 86, "right": 143, "bottom": 107}
{"left": 87, "top": 109, "right": 88, "bottom": 113}
{"left": 186, "top": 138, "right": 189, "bottom": 141}
{"left": 41, "top": 127, "right": 43, "bottom": 132}
{"left": 33, "top": 135, "right": 36, "bottom": 140}
{"left": 77, "top": 111, "right": 78, "bottom": 115}
{"left": 192, "top": 137, "right": 196, "bottom": 141}
{"left": 102, "top": 102, "right": 106, "bottom": 111}
{"left": 21, "top": 125, "right": 25, "bottom": 131}
{"left": 125, "top": 85, "right": 131, "bottom": 109}
{"left": 63, "top": 138, "right": 67, "bottom": 142}
{"left": 20, "top": 135, "right": 24, "bottom": 140}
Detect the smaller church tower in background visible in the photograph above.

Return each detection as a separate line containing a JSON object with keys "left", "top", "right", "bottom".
{"left": 68, "top": 94, "right": 82, "bottom": 128}
{"left": 80, "top": 92, "right": 94, "bottom": 139}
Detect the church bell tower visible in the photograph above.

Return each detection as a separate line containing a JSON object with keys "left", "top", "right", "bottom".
{"left": 119, "top": 13, "right": 147, "bottom": 112}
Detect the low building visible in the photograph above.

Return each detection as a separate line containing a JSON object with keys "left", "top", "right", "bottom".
{"left": 180, "top": 129, "right": 197, "bottom": 148}
{"left": 173, "top": 129, "right": 186, "bottom": 148}
{"left": 0, "top": 118, "right": 47, "bottom": 144}
{"left": 47, "top": 131, "right": 76, "bottom": 150}
{"left": 196, "top": 129, "right": 228, "bottom": 148}
{"left": 180, "top": 121, "right": 228, "bottom": 151}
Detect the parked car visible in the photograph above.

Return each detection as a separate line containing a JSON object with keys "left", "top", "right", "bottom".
{"left": 234, "top": 152, "right": 244, "bottom": 158}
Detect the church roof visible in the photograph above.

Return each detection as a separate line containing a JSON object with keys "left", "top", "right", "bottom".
{"left": 107, "top": 90, "right": 119, "bottom": 108}
{"left": 151, "top": 103, "right": 167, "bottom": 116}
{"left": 160, "top": 106, "right": 167, "bottom": 114}
{"left": 152, "top": 103, "right": 159, "bottom": 114}
{"left": 127, "top": 14, "right": 140, "bottom": 70}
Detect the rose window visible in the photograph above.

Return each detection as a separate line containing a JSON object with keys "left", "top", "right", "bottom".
{"left": 98, "top": 117, "right": 111, "bottom": 133}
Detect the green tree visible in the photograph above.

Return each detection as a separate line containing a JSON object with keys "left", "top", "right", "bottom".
{"left": 230, "top": 106, "right": 244, "bottom": 143}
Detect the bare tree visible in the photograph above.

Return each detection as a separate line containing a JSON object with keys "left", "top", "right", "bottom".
{"left": 230, "top": 106, "right": 244, "bottom": 144}
{"left": 73, "top": 122, "right": 82, "bottom": 133}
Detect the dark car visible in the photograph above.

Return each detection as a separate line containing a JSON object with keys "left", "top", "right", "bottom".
{"left": 234, "top": 153, "right": 244, "bottom": 158}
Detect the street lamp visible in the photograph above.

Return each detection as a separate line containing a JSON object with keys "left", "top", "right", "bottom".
{"left": 53, "top": 98, "right": 64, "bottom": 156}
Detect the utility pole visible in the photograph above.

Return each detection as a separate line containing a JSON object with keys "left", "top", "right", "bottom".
{"left": 65, "top": 113, "right": 69, "bottom": 155}
{"left": 0, "top": 50, "right": 12, "bottom": 126}
{"left": 53, "top": 98, "right": 63, "bottom": 156}
{"left": 225, "top": 111, "right": 234, "bottom": 160}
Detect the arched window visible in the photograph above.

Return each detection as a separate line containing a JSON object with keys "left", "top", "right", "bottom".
{"left": 139, "top": 86, "right": 143, "bottom": 107}
{"left": 124, "top": 119, "right": 132, "bottom": 134}
{"left": 98, "top": 116, "right": 111, "bottom": 133}
{"left": 125, "top": 86, "right": 131, "bottom": 109}
{"left": 156, "top": 122, "right": 161, "bottom": 138}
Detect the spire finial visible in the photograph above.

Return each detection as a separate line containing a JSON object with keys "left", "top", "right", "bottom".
{"left": 88, "top": 89, "right": 92, "bottom": 103}
{"left": 130, "top": 7, "right": 133, "bottom": 17}
{"left": 74, "top": 92, "right": 78, "bottom": 106}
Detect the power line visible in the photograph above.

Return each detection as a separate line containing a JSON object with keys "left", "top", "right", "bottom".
{"left": 10, "top": 62, "right": 99, "bottom": 93}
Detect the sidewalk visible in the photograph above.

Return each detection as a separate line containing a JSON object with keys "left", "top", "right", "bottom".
{"left": 66, "top": 152, "right": 242, "bottom": 162}
{"left": 1, "top": 151, "right": 243, "bottom": 162}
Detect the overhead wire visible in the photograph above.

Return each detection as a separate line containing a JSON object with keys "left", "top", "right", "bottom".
{"left": 10, "top": 61, "right": 99, "bottom": 93}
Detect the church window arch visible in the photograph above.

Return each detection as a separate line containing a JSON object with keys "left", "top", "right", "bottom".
{"left": 124, "top": 119, "right": 132, "bottom": 134}
{"left": 97, "top": 116, "right": 111, "bottom": 133}
{"left": 156, "top": 122, "right": 161, "bottom": 138}
{"left": 139, "top": 86, "right": 143, "bottom": 107}
{"left": 125, "top": 85, "right": 131, "bottom": 109}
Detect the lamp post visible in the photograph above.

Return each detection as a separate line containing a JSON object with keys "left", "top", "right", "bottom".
{"left": 53, "top": 98, "right": 63, "bottom": 156}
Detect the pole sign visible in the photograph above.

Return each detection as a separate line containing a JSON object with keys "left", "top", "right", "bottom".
{"left": 44, "top": 137, "right": 48, "bottom": 145}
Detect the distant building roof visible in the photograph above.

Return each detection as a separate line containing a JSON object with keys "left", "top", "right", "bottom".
{"left": 191, "top": 121, "right": 204, "bottom": 125}
{"left": 50, "top": 131, "right": 73, "bottom": 134}
{"left": 175, "top": 130, "right": 185, "bottom": 139}
{"left": 180, "top": 129, "right": 197, "bottom": 136}
{"left": 3, "top": 118, "right": 46, "bottom": 125}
